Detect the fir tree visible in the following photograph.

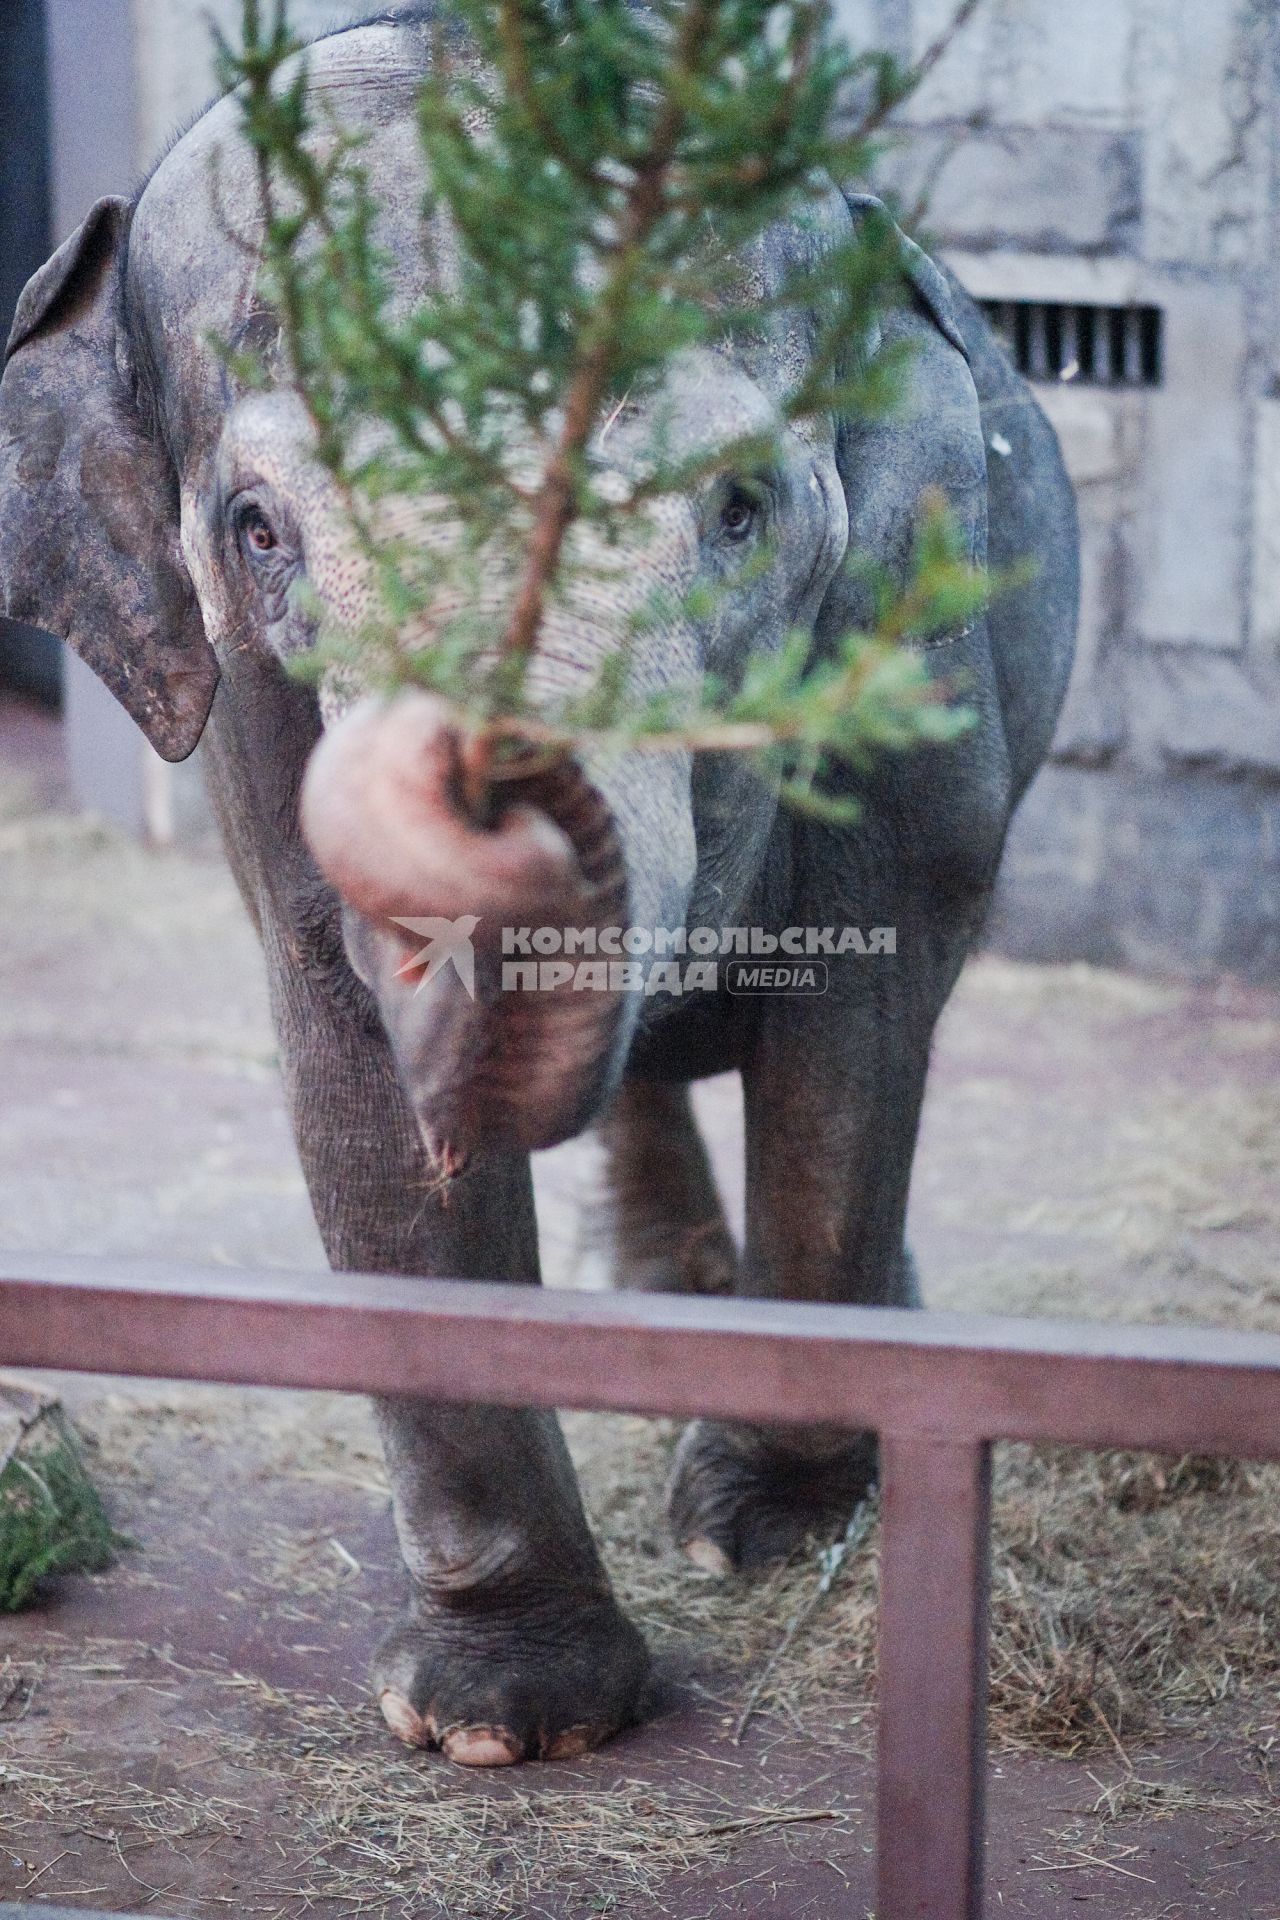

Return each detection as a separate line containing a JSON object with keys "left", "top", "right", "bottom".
{"left": 215, "top": 0, "right": 986, "bottom": 820}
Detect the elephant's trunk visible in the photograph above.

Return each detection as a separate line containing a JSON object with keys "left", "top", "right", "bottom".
{"left": 301, "top": 692, "right": 631, "bottom": 1167}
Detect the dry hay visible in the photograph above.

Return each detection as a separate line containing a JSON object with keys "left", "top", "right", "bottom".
{"left": 985, "top": 1448, "right": 1280, "bottom": 1754}
{"left": 3, "top": 1397, "right": 1279, "bottom": 1915}
{"left": 571, "top": 1415, "right": 1280, "bottom": 1758}
{"left": 1016, "top": 1756, "right": 1280, "bottom": 1886}
{"left": 26, "top": 1391, "right": 1280, "bottom": 1760}
{"left": 0, "top": 1657, "right": 856, "bottom": 1917}
{"left": 994, "top": 1077, "right": 1280, "bottom": 1271}
{"left": 249, "top": 1710, "right": 851, "bottom": 1916}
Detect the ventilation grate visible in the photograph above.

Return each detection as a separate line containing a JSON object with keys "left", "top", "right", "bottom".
{"left": 979, "top": 299, "right": 1163, "bottom": 389}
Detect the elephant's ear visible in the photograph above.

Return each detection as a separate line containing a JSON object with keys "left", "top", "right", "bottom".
{"left": 821, "top": 191, "right": 988, "bottom": 642}
{"left": 0, "top": 196, "right": 218, "bottom": 761}
{"left": 842, "top": 192, "right": 969, "bottom": 361}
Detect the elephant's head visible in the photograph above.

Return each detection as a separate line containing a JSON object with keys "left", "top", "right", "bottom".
{"left": 201, "top": 323, "right": 847, "bottom": 1161}
{"left": 0, "top": 21, "right": 975, "bottom": 1167}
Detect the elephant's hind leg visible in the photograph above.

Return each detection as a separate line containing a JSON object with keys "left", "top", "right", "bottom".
{"left": 580, "top": 1079, "right": 737, "bottom": 1296}
{"left": 667, "top": 921, "right": 964, "bottom": 1576}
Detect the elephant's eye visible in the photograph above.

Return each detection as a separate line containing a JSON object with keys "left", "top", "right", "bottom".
{"left": 720, "top": 486, "right": 760, "bottom": 541}
{"left": 236, "top": 503, "right": 279, "bottom": 556}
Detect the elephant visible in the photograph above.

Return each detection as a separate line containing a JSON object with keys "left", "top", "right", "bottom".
{"left": 0, "top": 12, "right": 1077, "bottom": 1766}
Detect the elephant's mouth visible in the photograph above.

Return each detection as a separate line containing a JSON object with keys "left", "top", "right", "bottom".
{"left": 300, "top": 693, "right": 631, "bottom": 1168}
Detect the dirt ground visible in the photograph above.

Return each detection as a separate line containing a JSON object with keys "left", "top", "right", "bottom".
{"left": 2, "top": 691, "right": 1279, "bottom": 1919}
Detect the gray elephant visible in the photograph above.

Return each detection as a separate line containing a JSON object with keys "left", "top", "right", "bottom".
{"left": 0, "top": 14, "right": 1076, "bottom": 1765}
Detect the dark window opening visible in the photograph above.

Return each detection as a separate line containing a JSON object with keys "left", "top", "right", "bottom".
{"left": 979, "top": 299, "right": 1164, "bottom": 389}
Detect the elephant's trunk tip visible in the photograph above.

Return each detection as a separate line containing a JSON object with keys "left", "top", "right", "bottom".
{"left": 300, "top": 690, "right": 592, "bottom": 934}
{"left": 301, "top": 688, "right": 633, "bottom": 1164}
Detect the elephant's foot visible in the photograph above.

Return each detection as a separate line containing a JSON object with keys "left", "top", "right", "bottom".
{"left": 585, "top": 1080, "right": 738, "bottom": 1296}
{"left": 373, "top": 1591, "right": 651, "bottom": 1767}
{"left": 667, "top": 1420, "right": 876, "bottom": 1575}
{"left": 612, "top": 1215, "right": 738, "bottom": 1296}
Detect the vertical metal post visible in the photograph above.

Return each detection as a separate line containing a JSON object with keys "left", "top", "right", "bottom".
{"left": 877, "top": 1435, "right": 992, "bottom": 1920}
{"left": 1122, "top": 308, "right": 1143, "bottom": 387}
{"left": 1060, "top": 305, "right": 1079, "bottom": 380}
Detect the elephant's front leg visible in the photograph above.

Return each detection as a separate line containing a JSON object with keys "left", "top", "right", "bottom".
{"left": 668, "top": 950, "right": 951, "bottom": 1574}
{"left": 373, "top": 1392, "right": 649, "bottom": 1764}
{"left": 273, "top": 983, "right": 649, "bottom": 1763}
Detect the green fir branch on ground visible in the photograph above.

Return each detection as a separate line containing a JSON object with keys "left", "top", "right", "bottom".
{"left": 0, "top": 1409, "right": 132, "bottom": 1613}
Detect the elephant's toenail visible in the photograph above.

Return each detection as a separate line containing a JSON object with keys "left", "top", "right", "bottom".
{"left": 682, "top": 1535, "right": 734, "bottom": 1577}
{"left": 544, "top": 1725, "right": 594, "bottom": 1760}
{"left": 443, "top": 1725, "right": 523, "bottom": 1767}
{"left": 378, "top": 1688, "right": 430, "bottom": 1746}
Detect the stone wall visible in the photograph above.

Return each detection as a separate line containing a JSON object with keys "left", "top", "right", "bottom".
{"left": 838, "top": 0, "right": 1280, "bottom": 979}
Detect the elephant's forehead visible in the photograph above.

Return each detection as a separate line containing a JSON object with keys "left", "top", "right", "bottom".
{"left": 130, "top": 24, "right": 433, "bottom": 457}
{"left": 128, "top": 20, "right": 848, "bottom": 462}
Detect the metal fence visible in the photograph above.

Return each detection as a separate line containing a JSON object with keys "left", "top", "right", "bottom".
{"left": 4, "top": 1251, "right": 1280, "bottom": 1920}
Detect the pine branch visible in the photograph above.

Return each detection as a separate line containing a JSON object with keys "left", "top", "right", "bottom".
{"left": 500, "top": 0, "right": 717, "bottom": 667}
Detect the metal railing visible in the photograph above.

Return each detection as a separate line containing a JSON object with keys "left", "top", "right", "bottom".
{"left": 4, "top": 1251, "right": 1280, "bottom": 1920}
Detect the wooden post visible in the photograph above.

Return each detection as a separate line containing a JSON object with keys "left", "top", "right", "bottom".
{"left": 877, "top": 1435, "right": 992, "bottom": 1920}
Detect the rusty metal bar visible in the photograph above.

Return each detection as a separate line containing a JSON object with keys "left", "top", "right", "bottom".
{"left": 877, "top": 1436, "right": 992, "bottom": 1920}
{"left": 4, "top": 1254, "right": 1280, "bottom": 1459}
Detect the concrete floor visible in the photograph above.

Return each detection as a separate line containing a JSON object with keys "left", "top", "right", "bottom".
{"left": 2, "top": 691, "right": 1279, "bottom": 1918}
